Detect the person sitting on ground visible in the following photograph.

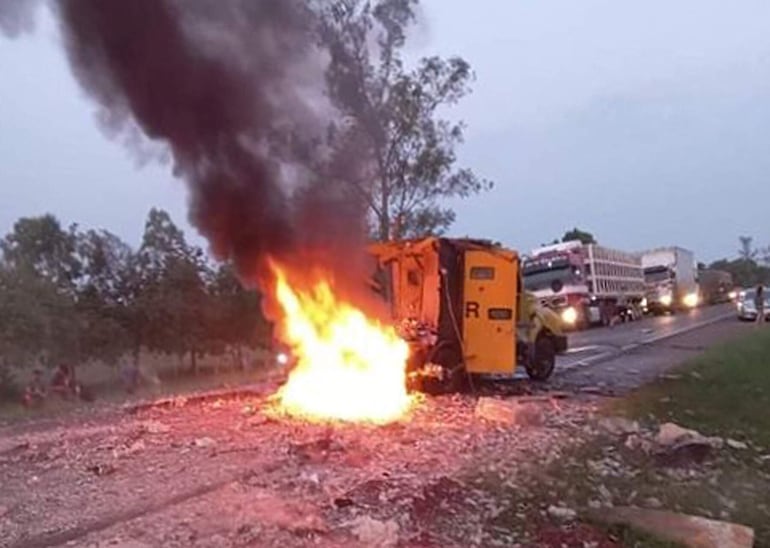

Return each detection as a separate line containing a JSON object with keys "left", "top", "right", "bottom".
{"left": 50, "top": 363, "right": 78, "bottom": 399}
{"left": 755, "top": 284, "right": 766, "bottom": 325}
{"left": 22, "top": 369, "right": 47, "bottom": 407}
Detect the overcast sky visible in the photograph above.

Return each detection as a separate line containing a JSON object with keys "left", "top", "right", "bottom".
{"left": 1, "top": 1, "right": 768, "bottom": 262}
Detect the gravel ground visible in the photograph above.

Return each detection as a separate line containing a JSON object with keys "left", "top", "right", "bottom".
{"left": 0, "top": 317, "right": 752, "bottom": 548}
{"left": 0, "top": 390, "right": 596, "bottom": 548}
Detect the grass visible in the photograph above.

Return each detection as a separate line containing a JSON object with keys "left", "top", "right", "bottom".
{"left": 470, "top": 327, "right": 770, "bottom": 546}
{"left": 617, "top": 326, "right": 770, "bottom": 448}
{"left": 0, "top": 348, "right": 274, "bottom": 424}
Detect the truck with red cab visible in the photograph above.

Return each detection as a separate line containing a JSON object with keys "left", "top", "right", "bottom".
{"left": 522, "top": 240, "right": 645, "bottom": 329}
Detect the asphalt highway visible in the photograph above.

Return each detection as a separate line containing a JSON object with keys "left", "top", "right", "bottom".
{"left": 550, "top": 302, "right": 752, "bottom": 393}
{"left": 560, "top": 302, "right": 736, "bottom": 367}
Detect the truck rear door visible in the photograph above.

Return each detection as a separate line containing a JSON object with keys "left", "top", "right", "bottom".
{"left": 462, "top": 250, "right": 517, "bottom": 374}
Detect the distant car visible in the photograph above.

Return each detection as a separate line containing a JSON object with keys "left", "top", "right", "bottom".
{"left": 736, "top": 288, "right": 770, "bottom": 321}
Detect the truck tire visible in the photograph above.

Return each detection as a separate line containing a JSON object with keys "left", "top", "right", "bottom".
{"left": 422, "top": 343, "right": 466, "bottom": 395}
{"left": 526, "top": 335, "right": 556, "bottom": 381}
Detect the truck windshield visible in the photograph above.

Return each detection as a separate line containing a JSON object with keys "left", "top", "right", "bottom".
{"left": 644, "top": 267, "right": 671, "bottom": 283}
{"left": 523, "top": 265, "right": 572, "bottom": 291}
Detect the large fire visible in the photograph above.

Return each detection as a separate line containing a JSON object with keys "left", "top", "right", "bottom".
{"left": 269, "top": 264, "right": 414, "bottom": 423}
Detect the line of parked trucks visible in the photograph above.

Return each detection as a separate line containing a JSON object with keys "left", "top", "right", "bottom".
{"left": 522, "top": 241, "right": 735, "bottom": 330}
{"left": 270, "top": 236, "right": 738, "bottom": 393}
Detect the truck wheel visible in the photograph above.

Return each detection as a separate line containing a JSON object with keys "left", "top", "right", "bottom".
{"left": 423, "top": 344, "right": 466, "bottom": 395}
{"left": 526, "top": 335, "right": 556, "bottom": 381}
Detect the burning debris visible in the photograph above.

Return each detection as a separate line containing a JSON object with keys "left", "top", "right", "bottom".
{"left": 268, "top": 262, "right": 414, "bottom": 423}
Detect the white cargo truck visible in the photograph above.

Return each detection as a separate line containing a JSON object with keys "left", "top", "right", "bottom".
{"left": 640, "top": 247, "right": 699, "bottom": 313}
{"left": 522, "top": 241, "right": 646, "bottom": 329}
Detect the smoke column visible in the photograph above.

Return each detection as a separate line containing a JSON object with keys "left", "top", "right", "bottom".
{"left": 0, "top": 0, "right": 40, "bottom": 37}
{"left": 34, "top": 0, "right": 367, "bottom": 287}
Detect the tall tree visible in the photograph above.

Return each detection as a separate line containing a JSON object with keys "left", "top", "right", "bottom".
{"left": 209, "top": 263, "right": 269, "bottom": 368}
{"left": 73, "top": 229, "right": 134, "bottom": 364}
{"left": 0, "top": 215, "right": 82, "bottom": 365}
{"left": 319, "top": 0, "right": 491, "bottom": 240}
{"left": 562, "top": 228, "right": 597, "bottom": 245}
{"left": 136, "top": 208, "right": 211, "bottom": 372}
{"left": 1, "top": 214, "right": 80, "bottom": 293}
{"left": 738, "top": 236, "right": 757, "bottom": 262}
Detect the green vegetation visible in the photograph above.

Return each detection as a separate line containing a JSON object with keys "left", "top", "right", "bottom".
{"left": 605, "top": 328, "right": 770, "bottom": 544}
{"left": 319, "top": 0, "right": 491, "bottom": 240}
{"left": 619, "top": 327, "right": 770, "bottom": 447}
{"left": 469, "top": 329, "right": 770, "bottom": 546}
{"left": 0, "top": 210, "right": 270, "bottom": 405}
{"left": 562, "top": 227, "right": 597, "bottom": 245}
{"left": 708, "top": 235, "right": 770, "bottom": 287}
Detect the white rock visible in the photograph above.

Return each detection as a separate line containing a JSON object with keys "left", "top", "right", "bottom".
{"left": 350, "top": 516, "right": 399, "bottom": 547}
{"left": 655, "top": 422, "right": 723, "bottom": 449}
{"left": 644, "top": 497, "right": 663, "bottom": 509}
{"left": 194, "top": 437, "right": 216, "bottom": 448}
{"left": 590, "top": 507, "right": 754, "bottom": 548}
{"left": 547, "top": 505, "right": 577, "bottom": 521}
{"left": 726, "top": 439, "right": 748, "bottom": 450}
{"left": 474, "top": 398, "right": 541, "bottom": 426}
{"left": 142, "top": 420, "right": 170, "bottom": 434}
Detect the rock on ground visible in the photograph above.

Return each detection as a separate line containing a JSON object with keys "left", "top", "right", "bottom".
{"left": 349, "top": 515, "right": 399, "bottom": 547}
{"left": 474, "top": 397, "right": 542, "bottom": 426}
{"left": 547, "top": 505, "right": 577, "bottom": 522}
{"left": 655, "top": 422, "right": 723, "bottom": 449}
{"left": 589, "top": 506, "right": 754, "bottom": 548}
{"left": 597, "top": 416, "right": 639, "bottom": 436}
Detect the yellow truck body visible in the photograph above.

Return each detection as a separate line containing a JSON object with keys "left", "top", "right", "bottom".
{"left": 367, "top": 237, "right": 567, "bottom": 392}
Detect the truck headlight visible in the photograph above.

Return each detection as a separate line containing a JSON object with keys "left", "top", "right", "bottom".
{"left": 641, "top": 297, "right": 648, "bottom": 309}
{"left": 683, "top": 292, "right": 698, "bottom": 308}
{"left": 276, "top": 352, "right": 290, "bottom": 366}
{"left": 660, "top": 294, "right": 673, "bottom": 307}
{"left": 561, "top": 306, "right": 578, "bottom": 325}
{"left": 728, "top": 290, "right": 737, "bottom": 300}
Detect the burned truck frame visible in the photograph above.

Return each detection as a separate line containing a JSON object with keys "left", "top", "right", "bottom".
{"left": 368, "top": 237, "right": 567, "bottom": 393}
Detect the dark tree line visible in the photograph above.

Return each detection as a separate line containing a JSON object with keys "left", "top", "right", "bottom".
{"left": 708, "top": 236, "right": 770, "bottom": 288}
{"left": 0, "top": 209, "right": 269, "bottom": 395}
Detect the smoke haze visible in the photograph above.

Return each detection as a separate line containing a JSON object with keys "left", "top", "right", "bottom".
{"left": 15, "top": 0, "right": 368, "bottom": 289}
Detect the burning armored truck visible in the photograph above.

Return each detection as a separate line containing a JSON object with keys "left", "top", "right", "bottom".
{"left": 367, "top": 238, "right": 568, "bottom": 393}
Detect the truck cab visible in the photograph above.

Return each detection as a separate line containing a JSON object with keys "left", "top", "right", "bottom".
{"left": 523, "top": 241, "right": 645, "bottom": 329}
{"left": 641, "top": 247, "right": 699, "bottom": 313}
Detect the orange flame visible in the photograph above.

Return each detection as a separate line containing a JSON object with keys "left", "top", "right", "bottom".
{"left": 270, "top": 263, "right": 413, "bottom": 423}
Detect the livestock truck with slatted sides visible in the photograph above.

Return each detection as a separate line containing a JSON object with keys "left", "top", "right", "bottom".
{"left": 522, "top": 240, "right": 646, "bottom": 329}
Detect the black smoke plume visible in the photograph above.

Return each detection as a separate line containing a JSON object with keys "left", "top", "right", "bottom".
{"left": 48, "top": 0, "right": 367, "bottom": 286}
{"left": 0, "top": 0, "right": 41, "bottom": 37}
